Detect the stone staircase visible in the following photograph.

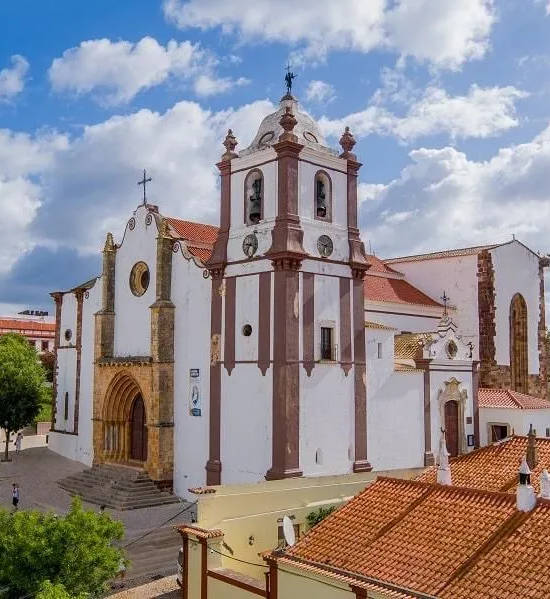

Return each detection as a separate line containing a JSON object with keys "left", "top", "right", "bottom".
{"left": 123, "top": 525, "right": 181, "bottom": 582}
{"left": 58, "top": 463, "right": 180, "bottom": 510}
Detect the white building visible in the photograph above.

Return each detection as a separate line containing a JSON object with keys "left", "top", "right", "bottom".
{"left": 48, "top": 93, "right": 549, "bottom": 498}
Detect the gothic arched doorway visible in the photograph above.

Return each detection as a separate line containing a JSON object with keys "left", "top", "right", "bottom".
{"left": 130, "top": 394, "right": 148, "bottom": 462}
{"left": 444, "top": 400, "right": 459, "bottom": 457}
{"left": 510, "top": 293, "right": 528, "bottom": 393}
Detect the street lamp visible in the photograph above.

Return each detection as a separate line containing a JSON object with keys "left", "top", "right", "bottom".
{"left": 2, "top": 420, "right": 11, "bottom": 462}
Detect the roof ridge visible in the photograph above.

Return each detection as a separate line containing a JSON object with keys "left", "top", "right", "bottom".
{"left": 435, "top": 509, "right": 533, "bottom": 596}
{"left": 384, "top": 243, "right": 497, "bottom": 263}
{"left": 398, "top": 475, "right": 520, "bottom": 502}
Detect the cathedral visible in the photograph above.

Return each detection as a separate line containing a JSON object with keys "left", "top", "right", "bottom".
{"left": 49, "top": 92, "right": 550, "bottom": 498}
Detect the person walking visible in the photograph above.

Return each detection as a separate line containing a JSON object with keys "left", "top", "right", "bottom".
{"left": 12, "top": 483, "right": 20, "bottom": 511}
{"left": 14, "top": 432, "right": 23, "bottom": 455}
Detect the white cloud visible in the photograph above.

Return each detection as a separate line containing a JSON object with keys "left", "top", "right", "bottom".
{"left": 305, "top": 80, "right": 336, "bottom": 103}
{"left": 362, "top": 123, "right": 550, "bottom": 258}
{"left": 319, "top": 84, "right": 527, "bottom": 142}
{"left": 0, "top": 55, "right": 29, "bottom": 101}
{"left": 534, "top": 0, "right": 550, "bottom": 15}
{"left": 163, "top": 0, "right": 495, "bottom": 69}
{"left": 49, "top": 37, "right": 242, "bottom": 105}
{"left": 193, "top": 74, "right": 249, "bottom": 97}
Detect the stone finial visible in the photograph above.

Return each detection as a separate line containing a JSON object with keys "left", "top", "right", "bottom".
{"left": 436, "top": 430, "right": 452, "bottom": 486}
{"left": 279, "top": 106, "right": 298, "bottom": 142}
{"left": 526, "top": 423, "right": 539, "bottom": 470}
{"left": 517, "top": 456, "right": 537, "bottom": 512}
{"left": 222, "top": 129, "right": 238, "bottom": 161}
{"left": 339, "top": 126, "right": 356, "bottom": 159}
{"left": 104, "top": 232, "right": 115, "bottom": 252}
{"left": 160, "top": 218, "right": 171, "bottom": 238}
{"left": 540, "top": 469, "right": 550, "bottom": 499}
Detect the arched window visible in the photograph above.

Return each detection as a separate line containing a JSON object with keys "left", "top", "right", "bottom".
{"left": 244, "top": 169, "right": 263, "bottom": 225}
{"left": 314, "top": 171, "right": 331, "bottom": 221}
{"left": 510, "top": 293, "right": 528, "bottom": 393}
{"left": 64, "top": 392, "right": 69, "bottom": 420}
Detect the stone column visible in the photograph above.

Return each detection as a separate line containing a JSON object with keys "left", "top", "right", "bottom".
{"left": 149, "top": 218, "right": 175, "bottom": 483}
{"left": 472, "top": 360, "right": 480, "bottom": 448}
{"left": 94, "top": 233, "right": 116, "bottom": 360}
{"left": 265, "top": 108, "right": 305, "bottom": 480}
{"left": 50, "top": 292, "right": 63, "bottom": 431}
{"left": 73, "top": 288, "right": 85, "bottom": 434}
{"left": 538, "top": 257, "right": 549, "bottom": 398}
{"left": 416, "top": 358, "right": 434, "bottom": 465}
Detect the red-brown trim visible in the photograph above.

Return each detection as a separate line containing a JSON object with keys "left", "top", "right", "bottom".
{"left": 206, "top": 273, "right": 223, "bottom": 485}
{"left": 224, "top": 277, "right": 236, "bottom": 375}
{"left": 313, "top": 170, "right": 332, "bottom": 223}
{"left": 200, "top": 538, "right": 208, "bottom": 599}
{"left": 415, "top": 358, "right": 434, "bottom": 466}
{"left": 302, "top": 272, "right": 315, "bottom": 376}
{"left": 352, "top": 273, "right": 371, "bottom": 472}
{"left": 258, "top": 272, "right": 271, "bottom": 375}
{"left": 266, "top": 264, "right": 302, "bottom": 480}
{"left": 244, "top": 168, "right": 265, "bottom": 225}
{"left": 366, "top": 308, "right": 441, "bottom": 319}
{"left": 339, "top": 277, "right": 352, "bottom": 375}
{"left": 267, "top": 561, "right": 278, "bottom": 599}
{"left": 345, "top": 159, "right": 368, "bottom": 269}
{"left": 181, "top": 532, "right": 189, "bottom": 599}
{"left": 207, "top": 570, "right": 266, "bottom": 597}
{"left": 50, "top": 292, "right": 63, "bottom": 430}
{"left": 207, "top": 160, "right": 231, "bottom": 269}
{"left": 472, "top": 360, "right": 480, "bottom": 449}
{"left": 73, "top": 289, "right": 85, "bottom": 434}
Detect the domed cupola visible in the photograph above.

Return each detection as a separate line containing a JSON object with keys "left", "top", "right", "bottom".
{"left": 240, "top": 93, "right": 336, "bottom": 157}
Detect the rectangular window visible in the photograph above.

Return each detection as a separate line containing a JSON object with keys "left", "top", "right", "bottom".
{"left": 320, "top": 327, "right": 333, "bottom": 360}
{"left": 64, "top": 392, "right": 69, "bottom": 421}
{"left": 490, "top": 424, "right": 508, "bottom": 442}
{"left": 546, "top": 428, "right": 550, "bottom": 438}
{"left": 377, "top": 342, "right": 383, "bottom": 359}
{"left": 41, "top": 341, "right": 48, "bottom": 351}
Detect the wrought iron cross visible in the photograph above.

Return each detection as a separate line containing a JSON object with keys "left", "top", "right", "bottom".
{"left": 284, "top": 63, "right": 296, "bottom": 95}
{"left": 441, "top": 291, "right": 450, "bottom": 316}
{"left": 137, "top": 169, "right": 152, "bottom": 205}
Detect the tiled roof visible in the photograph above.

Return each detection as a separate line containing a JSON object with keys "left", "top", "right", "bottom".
{"left": 166, "top": 218, "right": 219, "bottom": 245}
{"left": 0, "top": 319, "right": 55, "bottom": 333}
{"left": 365, "top": 321, "right": 396, "bottom": 330}
{"left": 280, "top": 475, "right": 550, "bottom": 598}
{"left": 417, "top": 436, "right": 550, "bottom": 495}
{"left": 385, "top": 244, "right": 497, "bottom": 264}
{"left": 394, "top": 332, "right": 433, "bottom": 360}
{"left": 366, "top": 254, "right": 401, "bottom": 275}
{"left": 479, "top": 388, "right": 550, "bottom": 410}
{"left": 364, "top": 275, "right": 442, "bottom": 307}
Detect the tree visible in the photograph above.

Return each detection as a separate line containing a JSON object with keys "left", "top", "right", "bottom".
{"left": 0, "top": 497, "right": 125, "bottom": 598}
{"left": 306, "top": 505, "right": 336, "bottom": 529}
{"left": 40, "top": 350, "right": 56, "bottom": 383}
{"left": 36, "top": 581, "right": 87, "bottom": 599}
{"left": 0, "top": 333, "right": 47, "bottom": 461}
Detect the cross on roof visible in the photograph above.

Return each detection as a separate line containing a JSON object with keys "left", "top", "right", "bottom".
{"left": 138, "top": 169, "right": 152, "bottom": 205}
{"left": 441, "top": 291, "right": 450, "bottom": 316}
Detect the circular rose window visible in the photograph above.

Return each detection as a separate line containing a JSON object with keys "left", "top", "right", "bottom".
{"left": 129, "top": 262, "right": 150, "bottom": 297}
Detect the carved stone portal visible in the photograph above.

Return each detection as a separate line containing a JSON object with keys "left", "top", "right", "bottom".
{"left": 438, "top": 377, "right": 468, "bottom": 456}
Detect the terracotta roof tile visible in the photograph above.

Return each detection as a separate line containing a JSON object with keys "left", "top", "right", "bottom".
{"left": 417, "top": 436, "right": 550, "bottom": 495}
{"left": 284, "top": 477, "right": 525, "bottom": 597}
{"left": 166, "top": 218, "right": 219, "bottom": 246}
{"left": 366, "top": 254, "right": 402, "bottom": 275}
{"left": 364, "top": 275, "right": 442, "bottom": 307}
{"left": 385, "top": 244, "right": 497, "bottom": 264}
{"left": 479, "top": 388, "right": 550, "bottom": 410}
{"left": 0, "top": 319, "right": 55, "bottom": 333}
{"left": 365, "top": 321, "right": 397, "bottom": 330}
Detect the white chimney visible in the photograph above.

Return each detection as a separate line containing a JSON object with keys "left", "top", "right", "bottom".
{"left": 437, "top": 430, "right": 452, "bottom": 486}
{"left": 517, "top": 457, "right": 536, "bottom": 512}
{"left": 540, "top": 469, "right": 550, "bottom": 499}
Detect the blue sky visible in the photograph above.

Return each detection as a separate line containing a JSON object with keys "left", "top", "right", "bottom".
{"left": 0, "top": 0, "right": 549, "bottom": 313}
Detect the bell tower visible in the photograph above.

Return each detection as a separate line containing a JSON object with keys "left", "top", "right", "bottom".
{"left": 205, "top": 89, "right": 371, "bottom": 486}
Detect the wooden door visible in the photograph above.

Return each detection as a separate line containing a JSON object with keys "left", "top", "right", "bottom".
{"left": 444, "top": 400, "right": 459, "bottom": 457}
{"left": 130, "top": 395, "right": 147, "bottom": 461}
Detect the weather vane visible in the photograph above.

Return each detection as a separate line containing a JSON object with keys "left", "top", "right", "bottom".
{"left": 441, "top": 291, "right": 450, "bottom": 316}
{"left": 284, "top": 63, "right": 296, "bottom": 95}
{"left": 138, "top": 169, "right": 152, "bottom": 205}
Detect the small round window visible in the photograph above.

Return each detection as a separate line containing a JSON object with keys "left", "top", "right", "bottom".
{"left": 242, "top": 324, "right": 253, "bottom": 337}
{"left": 64, "top": 329, "right": 72, "bottom": 342}
{"left": 129, "top": 262, "right": 150, "bottom": 297}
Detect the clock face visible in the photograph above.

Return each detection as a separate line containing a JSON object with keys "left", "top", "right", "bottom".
{"left": 317, "top": 235, "right": 333, "bottom": 257}
{"left": 242, "top": 233, "right": 258, "bottom": 258}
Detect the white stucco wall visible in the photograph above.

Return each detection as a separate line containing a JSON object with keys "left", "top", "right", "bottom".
{"left": 113, "top": 206, "right": 157, "bottom": 357}
{"left": 235, "top": 275, "right": 259, "bottom": 362}
{"left": 491, "top": 242, "right": 540, "bottom": 373}
{"left": 368, "top": 371, "right": 424, "bottom": 470}
{"left": 172, "top": 251, "right": 212, "bottom": 498}
{"left": 479, "top": 408, "right": 550, "bottom": 446}
{"left": 365, "top": 304, "right": 441, "bottom": 334}
{"left": 366, "top": 328, "right": 395, "bottom": 397}
{"left": 388, "top": 255, "right": 480, "bottom": 356}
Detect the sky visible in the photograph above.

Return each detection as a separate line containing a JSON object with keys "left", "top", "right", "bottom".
{"left": 0, "top": 0, "right": 550, "bottom": 315}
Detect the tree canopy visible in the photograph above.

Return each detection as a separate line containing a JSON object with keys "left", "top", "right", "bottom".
{"left": 0, "top": 497, "right": 125, "bottom": 598}
{"left": 0, "top": 333, "right": 48, "bottom": 458}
